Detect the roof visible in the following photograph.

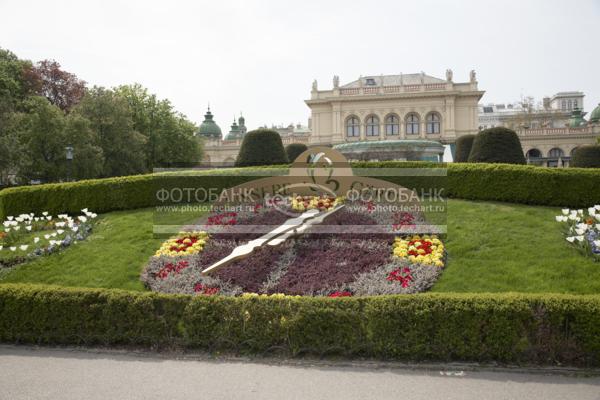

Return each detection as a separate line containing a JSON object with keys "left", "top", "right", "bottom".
{"left": 197, "top": 108, "right": 222, "bottom": 139}
{"left": 341, "top": 73, "right": 446, "bottom": 88}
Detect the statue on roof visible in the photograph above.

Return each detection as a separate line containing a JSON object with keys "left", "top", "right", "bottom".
{"left": 420, "top": 72, "right": 425, "bottom": 84}
{"left": 333, "top": 75, "right": 339, "bottom": 88}
{"left": 470, "top": 70, "right": 477, "bottom": 83}
{"left": 446, "top": 69, "right": 453, "bottom": 82}
{"left": 312, "top": 79, "right": 318, "bottom": 91}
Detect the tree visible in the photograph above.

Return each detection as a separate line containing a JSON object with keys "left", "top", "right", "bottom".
{"left": 454, "top": 134, "right": 475, "bottom": 162}
{"left": 285, "top": 143, "right": 308, "bottom": 163}
{"left": 26, "top": 59, "right": 86, "bottom": 112}
{"left": 235, "top": 129, "right": 288, "bottom": 167}
{"left": 468, "top": 127, "right": 526, "bottom": 164}
{"left": 571, "top": 145, "right": 600, "bottom": 168}
{"left": 73, "top": 87, "right": 146, "bottom": 177}
{"left": 64, "top": 114, "right": 104, "bottom": 179}
{"left": 12, "top": 96, "right": 68, "bottom": 182}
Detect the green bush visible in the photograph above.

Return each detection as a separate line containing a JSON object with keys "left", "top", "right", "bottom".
{"left": 572, "top": 145, "right": 600, "bottom": 168}
{"left": 235, "top": 129, "right": 288, "bottom": 167}
{"left": 469, "top": 127, "right": 526, "bottom": 164}
{"left": 2, "top": 161, "right": 600, "bottom": 220}
{"left": 1, "top": 284, "right": 600, "bottom": 366}
{"left": 454, "top": 134, "right": 475, "bottom": 162}
{"left": 285, "top": 143, "right": 308, "bottom": 163}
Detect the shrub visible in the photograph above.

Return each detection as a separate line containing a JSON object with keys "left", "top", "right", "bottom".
{"left": 285, "top": 143, "right": 309, "bottom": 163}
{"left": 454, "top": 134, "right": 475, "bottom": 163}
{"left": 235, "top": 129, "right": 288, "bottom": 167}
{"left": 1, "top": 284, "right": 600, "bottom": 366}
{"left": 572, "top": 145, "right": 600, "bottom": 168}
{"left": 468, "top": 127, "right": 526, "bottom": 164}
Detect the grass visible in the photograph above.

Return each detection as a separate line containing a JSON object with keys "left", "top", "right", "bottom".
{"left": 1, "top": 199, "right": 599, "bottom": 293}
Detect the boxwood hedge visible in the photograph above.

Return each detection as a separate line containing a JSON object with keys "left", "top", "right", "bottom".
{"left": 1, "top": 162, "right": 599, "bottom": 220}
{"left": 1, "top": 284, "right": 599, "bottom": 366}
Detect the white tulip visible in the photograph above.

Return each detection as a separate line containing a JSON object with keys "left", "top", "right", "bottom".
{"left": 13, "top": 226, "right": 20, "bottom": 231}
{"left": 19, "top": 245, "right": 28, "bottom": 251}
{"left": 2, "top": 221, "right": 9, "bottom": 227}
{"left": 596, "top": 224, "right": 600, "bottom": 231}
{"left": 71, "top": 226, "right": 79, "bottom": 232}
{"left": 51, "top": 233, "right": 57, "bottom": 237}
{"left": 34, "top": 237, "right": 40, "bottom": 243}
{"left": 575, "top": 228, "right": 587, "bottom": 235}
{"left": 588, "top": 207, "right": 597, "bottom": 216}
{"left": 44, "top": 234, "right": 51, "bottom": 239}
{"left": 49, "top": 240, "right": 56, "bottom": 246}
{"left": 562, "top": 209, "right": 570, "bottom": 215}
{"left": 566, "top": 237, "right": 576, "bottom": 243}
{"left": 55, "top": 222, "right": 65, "bottom": 228}
{"left": 34, "top": 217, "right": 39, "bottom": 222}
{"left": 78, "top": 216, "right": 87, "bottom": 223}
{"left": 81, "top": 208, "right": 88, "bottom": 213}
{"left": 25, "top": 226, "right": 32, "bottom": 231}
{"left": 15, "top": 217, "right": 23, "bottom": 223}
{"left": 7, "top": 216, "right": 13, "bottom": 221}
{"left": 58, "top": 214, "right": 68, "bottom": 219}
{"left": 9, "top": 246, "right": 16, "bottom": 251}
{"left": 90, "top": 213, "right": 97, "bottom": 219}
{"left": 5, "top": 227, "right": 10, "bottom": 232}
{"left": 57, "top": 229, "right": 64, "bottom": 235}
{"left": 555, "top": 216, "right": 563, "bottom": 222}
{"left": 568, "top": 215, "right": 578, "bottom": 221}
{"left": 42, "top": 212, "right": 48, "bottom": 216}
{"left": 594, "top": 240, "right": 600, "bottom": 247}
{"left": 575, "top": 236, "right": 584, "bottom": 242}
{"left": 46, "top": 216, "right": 52, "bottom": 221}
{"left": 0, "top": 246, "right": 2, "bottom": 251}
{"left": 595, "top": 205, "right": 600, "bottom": 210}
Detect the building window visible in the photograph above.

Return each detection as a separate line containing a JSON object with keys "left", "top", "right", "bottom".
{"left": 346, "top": 116, "right": 360, "bottom": 137}
{"left": 365, "top": 115, "right": 380, "bottom": 136}
{"left": 365, "top": 78, "right": 376, "bottom": 86}
{"left": 405, "top": 113, "right": 420, "bottom": 135}
{"left": 426, "top": 113, "right": 441, "bottom": 134}
{"left": 385, "top": 114, "right": 399, "bottom": 135}
{"left": 574, "top": 100, "right": 578, "bottom": 109}
{"left": 561, "top": 100, "right": 566, "bottom": 110}
{"left": 567, "top": 100, "right": 572, "bottom": 110}
{"left": 548, "top": 148, "right": 564, "bottom": 158}
{"left": 526, "top": 149, "right": 542, "bottom": 159}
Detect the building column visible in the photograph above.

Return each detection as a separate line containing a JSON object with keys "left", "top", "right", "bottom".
{"left": 420, "top": 120, "right": 426, "bottom": 139}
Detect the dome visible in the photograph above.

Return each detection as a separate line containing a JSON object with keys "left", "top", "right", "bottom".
{"left": 590, "top": 103, "right": 600, "bottom": 124}
{"left": 568, "top": 108, "right": 586, "bottom": 128}
{"left": 197, "top": 108, "right": 222, "bottom": 139}
{"left": 225, "top": 118, "right": 241, "bottom": 141}
{"left": 333, "top": 139, "right": 445, "bottom": 162}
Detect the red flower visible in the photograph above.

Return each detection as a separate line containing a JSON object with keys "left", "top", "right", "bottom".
{"left": 329, "top": 291, "right": 352, "bottom": 298}
{"left": 194, "top": 283, "right": 220, "bottom": 295}
{"left": 386, "top": 267, "right": 413, "bottom": 288}
{"left": 156, "top": 260, "right": 190, "bottom": 279}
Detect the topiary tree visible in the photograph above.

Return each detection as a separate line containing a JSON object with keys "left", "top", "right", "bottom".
{"left": 285, "top": 143, "right": 308, "bottom": 162}
{"left": 571, "top": 145, "right": 600, "bottom": 168}
{"left": 468, "top": 127, "right": 526, "bottom": 164}
{"left": 454, "top": 134, "right": 475, "bottom": 163}
{"left": 235, "top": 129, "right": 288, "bottom": 167}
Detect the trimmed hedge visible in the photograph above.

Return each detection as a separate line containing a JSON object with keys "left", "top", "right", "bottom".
{"left": 469, "top": 127, "right": 526, "bottom": 164}
{"left": 1, "top": 284, "right": 599, "bottom": 366}
{"left": 572, "top": 145, "right": 600, "bottom": 168}
{"left": 235, "top": 129, "right": 288, "bottom": 167}
{"left": 1, "top": 161, "right": 600, "bottom": 220}
{"left": 454, "top": 134, "right": 475, "bottom": 163}
{"left": 285, "top": 143, "right": 308, "bottom": 163}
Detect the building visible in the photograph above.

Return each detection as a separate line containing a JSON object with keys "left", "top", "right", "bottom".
{"left": 305, "top": 71, "right": 483, "bottom": 146}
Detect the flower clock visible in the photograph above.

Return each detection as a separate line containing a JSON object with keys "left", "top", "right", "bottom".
{"left": 556, "top": 206, "right": 600, "bottom": 261}
{"left": 154, "top": 231, "right": 209, "bottom": 258}
{"left": 291, "top": 195, "right": 344, "bottom": 212}
{"left": 392, "top": 235, "right": 445, "bottom": 267}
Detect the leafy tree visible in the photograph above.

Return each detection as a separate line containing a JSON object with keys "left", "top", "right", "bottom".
{"left": 73, "top": 87, "right": 146, "bottom": 177}
{"left": 468, "top": 127, "right": 526, "bottom": 164}
{"left": 454, "top": 134, "right": 475, "bottom": 162}
{"left": 25, "top": 59, "right": 86, "bottom": 112}
{"left": 235, "top": 129, "right": 288, "bottom": 167}
{"left": 571, "top": 145, "right": 600, "bottom": 168}
{"left": 285, "top": 143, "right": 308, "bottom": 162}
{"left": 64, "top": 114, "right": 104, "bottom": 179}
{"left": 12, "top": 96, "right": 68, "bottom": 182}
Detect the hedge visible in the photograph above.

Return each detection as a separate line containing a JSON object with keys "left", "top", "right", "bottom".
{"left": 236, "top": 129, "right": 288, "bottom": 167}
{"left": 1, "top": 161, "right": 600, "bottom": 220}
{"left": 1, "top": 284, "right": 599, "bottom": 366}
{"left": 572, "top": 145, "right": 600, "bottom": 168}
{"left": 468, "top": 127, "right": 526, "bottom": 164}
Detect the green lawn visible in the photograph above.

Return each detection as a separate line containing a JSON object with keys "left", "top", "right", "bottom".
{"left": 1, "top": 199, "right": 599, "bottom": 293}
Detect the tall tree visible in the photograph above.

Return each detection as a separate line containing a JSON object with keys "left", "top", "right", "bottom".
{"left": 27, "top": 59, "right": 86, "bottom": 112}
{"left": 64, "top": 113, "right": 104, "bottom": 180}
{"left": 73, "top": 87, "right": 146, "bottom": 177}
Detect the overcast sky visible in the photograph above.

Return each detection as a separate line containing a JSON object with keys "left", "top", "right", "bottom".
{"left": 1, "top": 0, "right": 599, "bottom": 130}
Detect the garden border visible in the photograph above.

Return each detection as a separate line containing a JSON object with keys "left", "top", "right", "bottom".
{"left": 1, "top": 284, "right": 599, "bottom": 366}
{"left": 1, "top": 162, "right": 599, "bottom": 220}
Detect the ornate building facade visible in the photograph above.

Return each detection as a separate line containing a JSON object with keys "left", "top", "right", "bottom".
{"left": 305, "top": 71, "right": 483, "bottom": 146}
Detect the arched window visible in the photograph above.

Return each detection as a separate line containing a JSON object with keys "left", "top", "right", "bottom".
{"left": 548, "top": 148, "right": 564, "bottom": 158}
{"left": 346, "top": 116, "right": 360, "bottom": 137}
{"left": 561, "top": 100, "right": 566, "bottom": 110}
{"left": 526, "top": 149, "right": 541, "bottom": 158}
{"left": 426, "top": 113, "right": 441, "bottom": 134}
{"left": 567, "top": 100, "right": 572, "bottom": 110}
{"left": 570, "top": 147, "right": 579, "bottom": 157}
{"left": 405, "top": 113, "right": 420, "bottom": 135}
{"left": 574, "top": 100, "right": 578, "bottom": 109}
{"left": 365, "top": 115, "right": 380, "bottom": 136}
{"left": 385, "top": 114, "right": 399, "bottom": 135}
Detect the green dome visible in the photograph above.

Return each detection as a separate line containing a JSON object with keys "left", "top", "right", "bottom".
{"left": 224, "top": 118, "right": 242, "bottom": 141}
{"left": 333, "top": 139, "right": 445, "bottom": 162}
{"left": 568, "top": 108, "right": 586, "bottom": 128}
{"left": 590, "top": 103, "right": 600, "bottom": 123}
{"left": 197, "top": 108, "right": 222, "bottom": 139}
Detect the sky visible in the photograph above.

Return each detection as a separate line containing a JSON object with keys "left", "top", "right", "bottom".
{"left": 1, "top": 0, "right": 599, "bottom": 130}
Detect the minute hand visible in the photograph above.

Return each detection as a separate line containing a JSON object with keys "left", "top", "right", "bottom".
{"left": 201, "top": 208, "right": 322, "bottom": 275}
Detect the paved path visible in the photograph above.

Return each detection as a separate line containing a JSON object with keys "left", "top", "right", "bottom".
{"left": 1, "top": 346, "right": 599, "bottom": 400}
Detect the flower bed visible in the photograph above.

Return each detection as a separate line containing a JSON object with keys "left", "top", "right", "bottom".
{"left": 142, "top": 198, "right": 446, "bottom": 297}
{"left": 556, "top": 205, "right": 600, "bottom": 261}
{"left": 0, "top": 209, "right": 97, "bottom": 268}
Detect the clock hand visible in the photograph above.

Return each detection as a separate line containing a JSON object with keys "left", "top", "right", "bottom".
{"left": 201, "top": 208, "right": 321, "bottom": 275}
